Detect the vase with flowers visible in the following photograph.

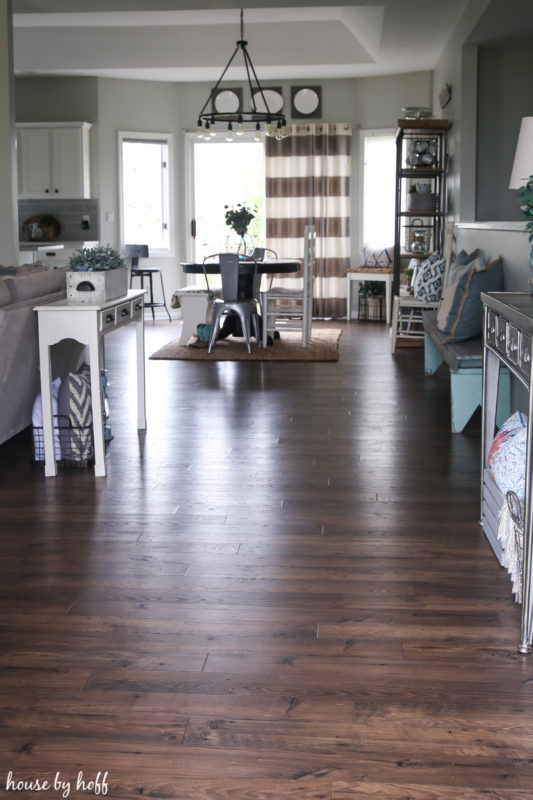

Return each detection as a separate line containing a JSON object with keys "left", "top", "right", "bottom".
{"left": 224, "top": 203, "right": 257, "bottom": 255}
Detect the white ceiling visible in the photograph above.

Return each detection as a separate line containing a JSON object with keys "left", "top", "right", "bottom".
{"left": 11, "top": 1, "right": 475, "bottom": 82}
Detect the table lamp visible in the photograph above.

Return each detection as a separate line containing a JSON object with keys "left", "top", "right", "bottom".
{"left": 509, "top": 116, "right": 533, "bottom": 286}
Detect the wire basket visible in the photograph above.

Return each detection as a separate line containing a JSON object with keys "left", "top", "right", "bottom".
{"left": 33, "top": 415, "right": 94, "bottom": 468}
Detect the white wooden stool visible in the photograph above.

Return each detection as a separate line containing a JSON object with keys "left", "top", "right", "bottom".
{"left": 174, "top": 287, "right": 212, "bottom": 345}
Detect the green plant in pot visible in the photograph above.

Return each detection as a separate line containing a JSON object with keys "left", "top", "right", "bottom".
{"left": 359, "top": 280, "right": 385, "bottom": 297}
{"left": 518, "top": 178, "right": 533, "bottom": 281}
{"left": 68, "top": 244, "right": 125, "bottom": 272}
{"left": 224, "top": 203, "right": 257, "bottom": 253}
{"left": 67, "top": 245, "right": 128, "bottom": 304}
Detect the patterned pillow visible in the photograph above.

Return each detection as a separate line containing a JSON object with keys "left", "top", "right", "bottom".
{"left": 361, "top": 245, "right": 394, "bottom": 268}
{"left": 57, "top": 363, "right": 93, "bottom": 462}
{"left": 412, "top": 256, "right": 446, "bottom": 302}
{"left": 488, "top": 411, "right": 528, "bottom": 497}
{"left": 437, "top": 257, "right": 504, "bottom": 343}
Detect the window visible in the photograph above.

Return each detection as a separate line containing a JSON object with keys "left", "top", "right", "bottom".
{"left": 119, "top": 132, "right": 172, "bottom": 254}
{"left": 361, "top": 130, "right": 396, "bottom": 249}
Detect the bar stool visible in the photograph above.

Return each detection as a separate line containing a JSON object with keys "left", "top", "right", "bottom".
{"left": 124, "top": 244, "right": 171, "bottom": 321}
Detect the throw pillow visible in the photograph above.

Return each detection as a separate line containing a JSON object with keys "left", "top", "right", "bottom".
{"left": 488, "top": 411, "right": 528, "bottom": 498}
{"left": 4, "top": 270, "right": 63, "bottom": 304}
{"left": 447, "top": 249, "right": 485, "bottom": 286}
{"left": 437, "top": 279, "right": 458, "bottom": 329}
{"left": 412, "top": 257, "right": 446, "bottom": 302}
{"left": 488, "top": 411, "right": 527, "bottom": 469}
{"left": 437, "top": 256, "right": 504, "bottom": 343}
{"left": 57, "top": 363, "right": 93, "bottom": 462}
{"left": 361, "top": 245, "right": 394, "bottom": 269}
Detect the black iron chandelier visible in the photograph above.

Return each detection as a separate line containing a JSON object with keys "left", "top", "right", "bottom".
{"left": 196, "top": 9, "right": 288, "bottom": 141}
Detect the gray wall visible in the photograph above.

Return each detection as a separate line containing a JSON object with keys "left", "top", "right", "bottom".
{"left": 13, "top": 70, "right": 431, "bottom": 300}
{"left": 432, "top": 0, "right": 491, "bottom": 222}
{"left": 476, "top": 47, "right": 533, "bottom": 221}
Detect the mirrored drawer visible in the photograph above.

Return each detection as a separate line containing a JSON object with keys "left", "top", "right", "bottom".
{"left": 495, "top": 315, "right": 507, "bottom": 356}
{"left": 520, "top": 332, "right": 532, "bottom": 381}
{"left": 486, "top": 310, "right": 498, "bottom": 347}
{"left": 506, "top": 323, "right": 520, "bottom": 366}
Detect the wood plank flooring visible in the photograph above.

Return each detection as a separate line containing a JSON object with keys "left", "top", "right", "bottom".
{"left": 0, "top": 319, "right": 532, "bottom": 799}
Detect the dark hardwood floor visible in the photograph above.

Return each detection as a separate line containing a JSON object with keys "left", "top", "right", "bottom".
{"left": 1, "top": 319, "right": 532, "bottom": 799}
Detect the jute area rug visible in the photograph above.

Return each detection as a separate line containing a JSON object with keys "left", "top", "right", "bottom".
{"left": 149, "top": 328, "right": 342, "bottom": 362}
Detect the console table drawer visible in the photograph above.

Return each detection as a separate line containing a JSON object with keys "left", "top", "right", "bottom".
{"left": 520, "top": 332, "right": 532, "bottom": 380}
{"left": 100, "top": 308, "right": 117, "bottom": 330}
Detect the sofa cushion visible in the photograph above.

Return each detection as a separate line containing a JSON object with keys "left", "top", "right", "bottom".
{"left": 437, "top": 256, "right": 504, "bottom": 343}
{"left": 0, "top": 280, "right": 11, "bottom": 307}
{"left": 4, "top": 269, "right": 63, "bottom": 304}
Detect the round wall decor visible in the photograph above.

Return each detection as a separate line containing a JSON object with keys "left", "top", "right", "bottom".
{"left": 291, "top": 86, "right": 321, "bottom": 118}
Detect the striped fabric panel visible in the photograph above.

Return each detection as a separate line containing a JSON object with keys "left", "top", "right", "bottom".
{"left": 265, "top": 123, "right": 352, "bottom": 318}
{"left": 266, "top": 176, "right": 350, "bottom": 198}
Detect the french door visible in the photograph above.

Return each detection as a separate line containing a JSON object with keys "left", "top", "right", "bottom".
{"left": 187, "top": 132, "right": 266, "bottom": 264}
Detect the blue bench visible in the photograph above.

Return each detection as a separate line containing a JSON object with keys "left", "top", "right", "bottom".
{"left": 422, "top": 309, "right": 510, "bottom": 433}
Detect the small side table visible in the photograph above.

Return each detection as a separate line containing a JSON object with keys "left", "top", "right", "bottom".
{"left": 346, "top": 268, "right": 393, "bottom": 324}
{"left": 34, "top": 289, "right": 147, "bottom": 478}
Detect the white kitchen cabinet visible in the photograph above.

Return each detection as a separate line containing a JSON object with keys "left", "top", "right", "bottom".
{"left": 17, "top": 122, "right": 91, "bottom": 199}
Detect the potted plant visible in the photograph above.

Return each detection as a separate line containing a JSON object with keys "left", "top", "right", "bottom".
{"left": 518, "top": 177, "right": 533, "bottom": 284}
{"left": 67, "top": 244, "right": 128, "bottom": 304}
{"left": 359, "top": 280, "right": 385, "bottom": 321}
{"left": 224, "top": 203, "right": 257, "bottom": 253}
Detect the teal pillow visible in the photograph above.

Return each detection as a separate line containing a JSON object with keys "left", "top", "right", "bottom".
{"left": 439, "top": 257, "right": 503, "bottom": 343}
{"left": 0, "top": 267, "right": 16, "bottom": 276}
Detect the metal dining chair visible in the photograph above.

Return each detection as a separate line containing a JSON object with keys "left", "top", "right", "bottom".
{"left": 206, "top": 253, "right": 261, "bottom": 355}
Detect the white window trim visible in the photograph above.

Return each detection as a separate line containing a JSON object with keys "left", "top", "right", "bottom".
{"left": 359, "top": 128, "right": 395, "bottom": 257}
{"left": 118, "top": 130, "right": 174, "bottom": 257}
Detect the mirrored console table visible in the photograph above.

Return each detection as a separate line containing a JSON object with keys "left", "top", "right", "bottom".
{"left": 481, "top": 292, "right": 533, "bottom": 653}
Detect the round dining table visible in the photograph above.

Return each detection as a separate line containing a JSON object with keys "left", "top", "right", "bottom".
{"left": 180, "top": 258, "right": 301, "bottom": 343}
{"left": 181, "top": 258, "right": 301, "bottom": 277}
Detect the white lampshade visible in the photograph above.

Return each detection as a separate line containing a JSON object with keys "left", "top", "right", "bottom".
{"left": 510, "top": 116, "right": 533, "bottom": 189}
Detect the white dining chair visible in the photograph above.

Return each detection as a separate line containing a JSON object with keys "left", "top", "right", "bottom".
{"left": 260, "top": 224, "right": 316, "bottom": 348}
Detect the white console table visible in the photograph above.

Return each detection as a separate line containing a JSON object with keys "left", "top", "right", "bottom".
{"left": 346, "top": 268, "right": 393, "bottom": 324}
{"left": 34, "top": 289, "right": 146, "bottom": 478}
{"left": 481, "top": 292, "right": 533, "bottom": 653}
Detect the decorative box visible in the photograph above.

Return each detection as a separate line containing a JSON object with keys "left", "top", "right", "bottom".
{"left": 66, "top": 268, "right": 129, "bottom": 304}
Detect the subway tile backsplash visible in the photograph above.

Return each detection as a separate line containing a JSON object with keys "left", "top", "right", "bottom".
{"left": 18, "top": 199, "right": 99, "bottom": 243}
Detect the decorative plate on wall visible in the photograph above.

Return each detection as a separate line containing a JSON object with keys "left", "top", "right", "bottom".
{"left": 291, "top": 86, "right": 321, "bottom": 118}
{"left": 212, "top": 88, "right": 243, "bottom": 115}
{"left": 251, "top": 88, "right": 283, "bottom": 114}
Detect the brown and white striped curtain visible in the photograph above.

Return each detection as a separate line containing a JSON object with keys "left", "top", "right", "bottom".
{"left": 265, "top": 122, "right": 352, "bottom": 318}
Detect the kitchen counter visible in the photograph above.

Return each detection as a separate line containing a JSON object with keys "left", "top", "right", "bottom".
{"left": 19, "top": 241, "right": 99, "bottom": 267}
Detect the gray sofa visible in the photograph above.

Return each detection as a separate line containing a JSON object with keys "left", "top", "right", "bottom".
{"left": 0, "top": 264, "right": 84, "bottom": 446}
